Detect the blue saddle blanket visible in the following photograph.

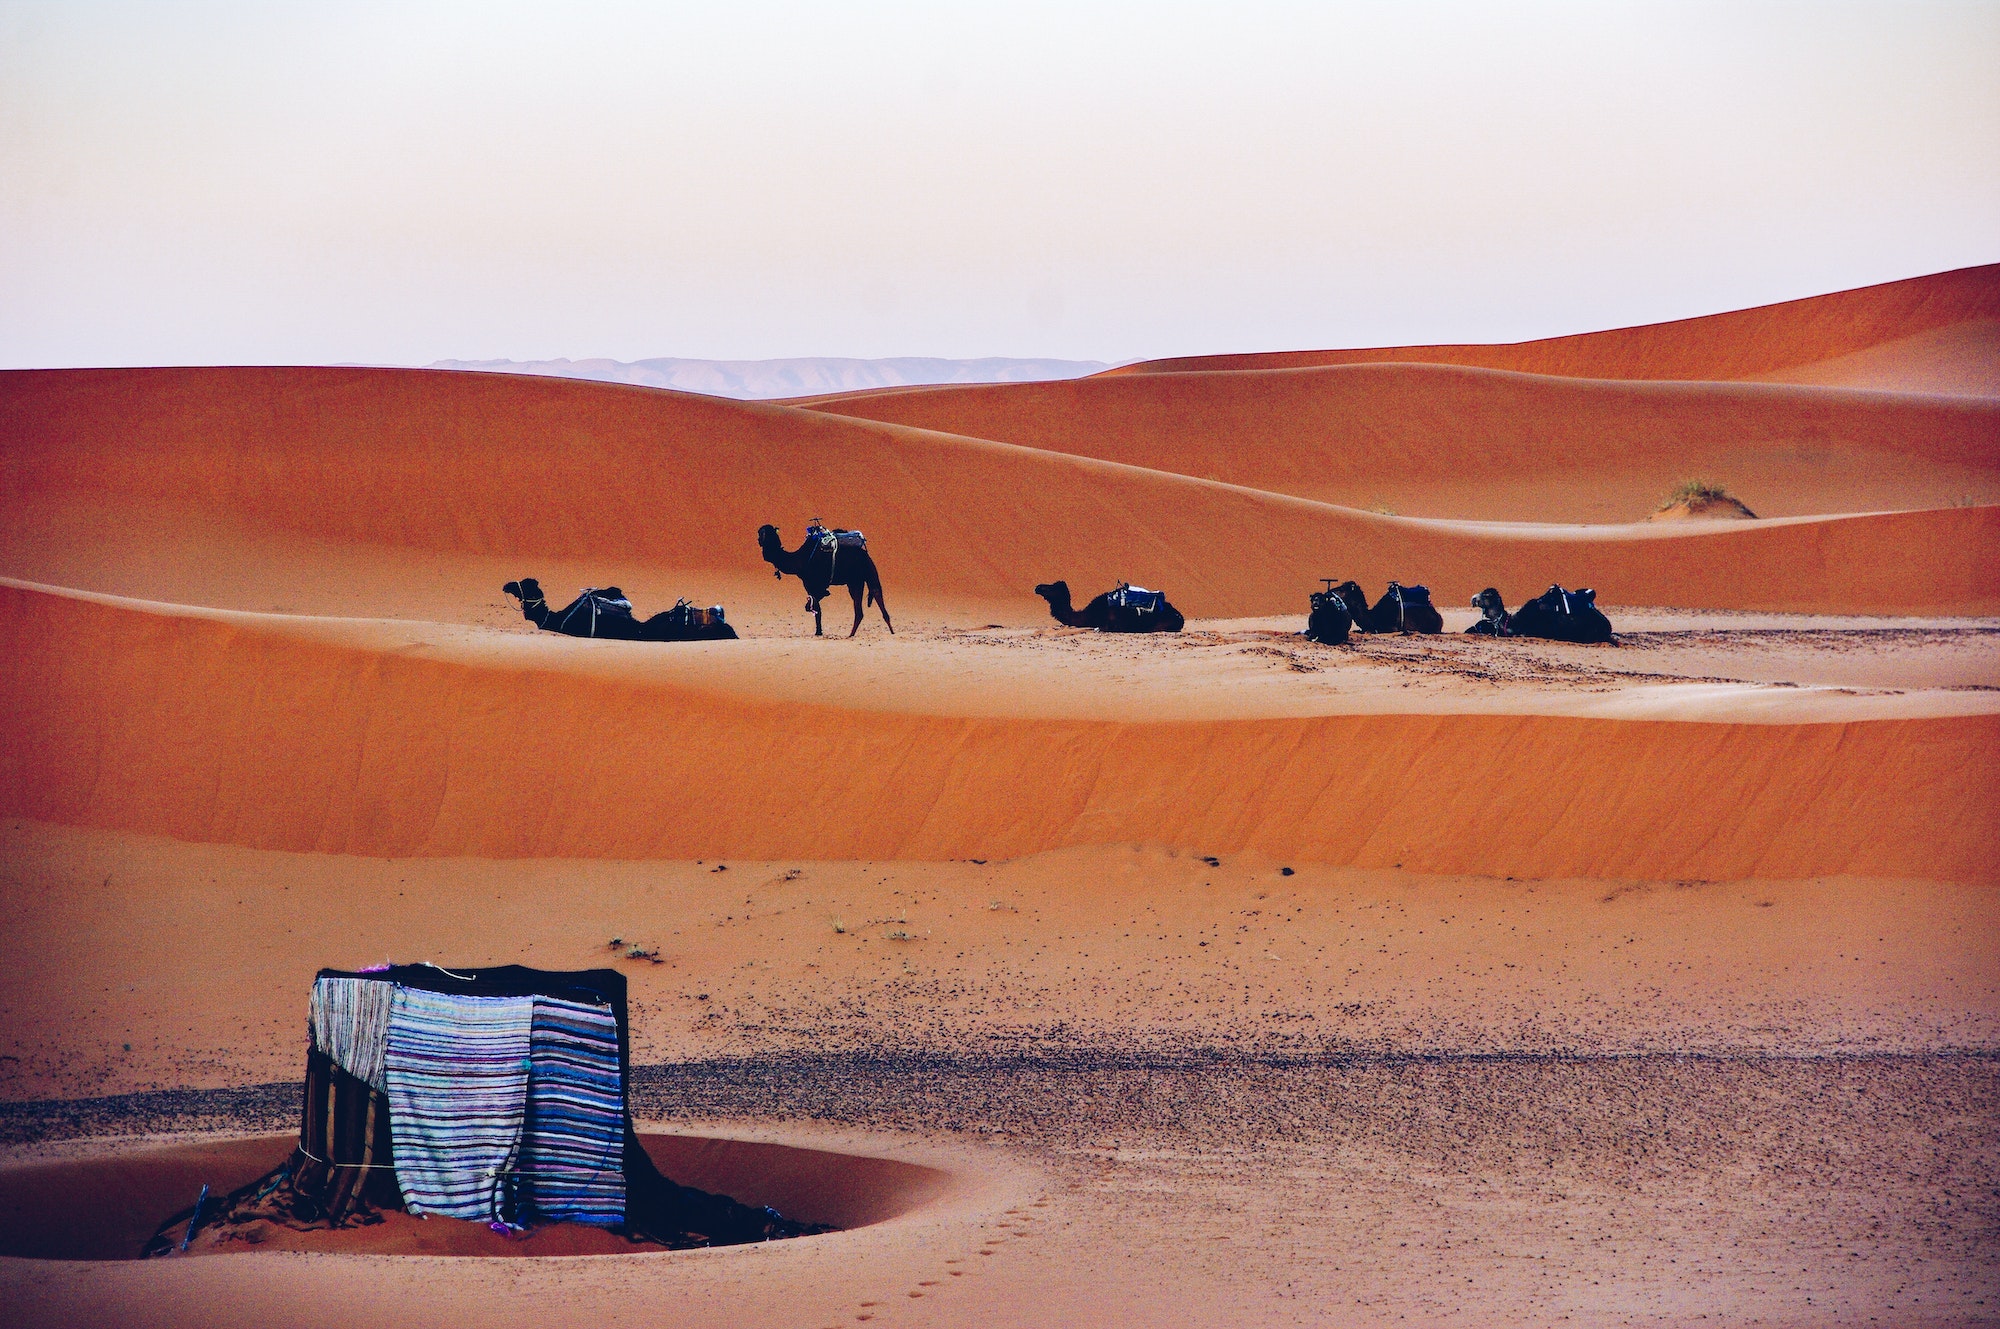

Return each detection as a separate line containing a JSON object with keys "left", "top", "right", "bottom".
{"left": 1110, "top": 585, "right": 1166, "bottom": 614}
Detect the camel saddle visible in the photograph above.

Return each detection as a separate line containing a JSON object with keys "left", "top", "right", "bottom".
{"left": 662, "top": 599, "right": 726, "bottom": 631}
{"left": 1110, "top": 584, "right": 1166, "bottom": 615}
{"left": 808, "top": 526, "right": 867, "bottom": 552}
{"left": 556, "top": 588, "right": 635, "bottom": 636}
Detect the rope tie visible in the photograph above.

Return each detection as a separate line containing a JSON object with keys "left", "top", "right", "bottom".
{"left": 299, "top": 1144, "right": 617, "bottom": 1183}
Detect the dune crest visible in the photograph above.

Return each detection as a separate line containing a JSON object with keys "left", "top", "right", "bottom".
{"left": 802, "top": 361, "right": 2000, "bottom": 520}
{"left": 1099, "top": 264, "right": 2000, "bottom": 389}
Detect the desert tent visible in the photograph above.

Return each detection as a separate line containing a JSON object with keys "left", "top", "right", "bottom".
{"left": 146, "top": 963, "right": 818, "bottom": 1254}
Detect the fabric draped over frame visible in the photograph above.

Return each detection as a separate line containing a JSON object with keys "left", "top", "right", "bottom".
{"left": 309, "top": 975, "right": 394, "bottom": 1092}
{"left": 145, "top": 964, "right": 824, "bottom": 1257}
{"left": 520, "top": 996, "right": 627, "bottom": 1226}
{"left": 383, "top": 988, "right": 535, "bottom": 1223}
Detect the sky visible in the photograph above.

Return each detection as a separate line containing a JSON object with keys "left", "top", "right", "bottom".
{"left": 2, "top": 0, "right": 1996, "bottom": 367}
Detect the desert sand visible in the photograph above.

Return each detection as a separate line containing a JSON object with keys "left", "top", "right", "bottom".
{"left": 1, "top": 266, "right": 1997, "bottom": 1327}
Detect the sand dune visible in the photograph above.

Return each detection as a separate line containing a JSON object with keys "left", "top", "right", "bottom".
{"left": 1099, "top": 263, "right": 2000, "bottom": 388}
{"left": 5, "top": 368, "right": 1996, "bottom": 615}
{"left": 1741, "top": 317, "right": 2000, "bottom": 396}
{"left": 4, "top": 580, "right": 1993, "bottom": 880}
{"left": 803, "top": 362, "right": 2000, "bottom": 519}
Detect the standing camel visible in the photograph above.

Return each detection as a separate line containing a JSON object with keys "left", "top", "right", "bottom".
{"left": 757, "top": 524, "right": 894, "bottom": 637}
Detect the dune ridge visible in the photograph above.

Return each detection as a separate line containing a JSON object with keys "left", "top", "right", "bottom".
{"left": 428, "top": 355, "right": 1114, "bottom": 399}
{"left": 803, "top": 362, "right": 2000, "bottom": 519}
{"left": 5, "top": 367, "right": 1995, "bottom": 615}
{"left": 1099, "top": 263, "right": 2000, "bottom": 386}
{"left": 4, "top": 580, "right": 1992, "bottom": 882}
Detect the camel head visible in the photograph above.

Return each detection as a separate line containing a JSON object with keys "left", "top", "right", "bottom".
{"left": 503, "top": 577, "right": 543, "bottom": 603}
{"left": 1033, "top": 581, "right": 1072, "bottom": 613}
{"left": 1330, "top": 579, "right": 1368, "bottom": 616}
{"left": 756, "top": 524, "right": 785, "bottom": 575}
{"left": 1471, "top": 587, "right": 1506, "bottom": 620}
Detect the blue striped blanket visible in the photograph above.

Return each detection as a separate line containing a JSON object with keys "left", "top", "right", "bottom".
{"left": 384, "top": 988, "right": 534, "bottom": 1222}
{"left": 520, "top": 997, "right": 626, "bottom": 1226}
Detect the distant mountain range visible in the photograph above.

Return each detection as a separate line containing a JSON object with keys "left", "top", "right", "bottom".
{"left": 426, "top": 356, "right": 1113, "bottom": 400}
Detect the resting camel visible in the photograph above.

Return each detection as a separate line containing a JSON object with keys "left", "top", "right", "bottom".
{"left": 502, "top": 578, "right": 738, "bottom": 641}
{"left": 1507, "top": 585, "right": 1614, "bottom": 643}
{"left": 757, "top": 524, "right": 893, "bottom": 637}
{"left": 1465, "top": 587, "right": 1515, "bottom": 636}
{"left": 1304, "top": 581, "right": 1353, "bottom": 645}
{"left": 1033, "top": 580, "right": 1185, "bottom": 633}
{"left": 1328, "top": 580, "right": 1443, "bottom": 634}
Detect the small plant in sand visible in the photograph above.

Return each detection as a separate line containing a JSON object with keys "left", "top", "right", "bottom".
{"left": 624, "top": 944, "right": 661, "bottom": 963}
{"left": 1659, "top": 478, "right": 1730, "bottom": 508}
{"left": 831, "top": 916, "right": 847, "bottom": 934}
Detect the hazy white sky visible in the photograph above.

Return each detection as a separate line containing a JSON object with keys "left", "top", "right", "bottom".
{"left": 3, "top": 1, "right": 1996, "bottom": 367}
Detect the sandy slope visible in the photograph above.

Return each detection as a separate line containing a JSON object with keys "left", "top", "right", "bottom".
{"left": 1742, "top": 317, "right": 2000, "bottom": 397}
{"left": 3, "top": 579, "right": 1995, "bottom": 879}
{"left": 803, "top": 362, "right": 2000, "bottom": 519}
{"left": 1100, "top": 263, "right": 2000, "bottom": 387}
{"left": 6, "top": 822, "right": 1996, "bottom": 1101}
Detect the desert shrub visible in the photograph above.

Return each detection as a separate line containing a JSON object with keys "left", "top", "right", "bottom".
{"left": 1657, "top": 477, "right": 1739, "bottom": 510}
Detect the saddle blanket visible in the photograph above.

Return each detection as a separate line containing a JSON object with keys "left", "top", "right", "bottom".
{"left": 1111, "top": 585, "right": 1165, "bottom": 613}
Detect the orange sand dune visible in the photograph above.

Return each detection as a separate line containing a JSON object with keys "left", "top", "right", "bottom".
{"left": 5, "top": 367, "right": 1997, "bottom": 615}
{"left": 1741, "top": 317, "right": 2000, "bottom": 396}
{"left": 804, "top": 362, "right": 2000, "bottom": 519}
{"left": 4, "top": 581, "right": 1992, "bottom": 881}
{"left": 1102, "top": 263, "right": 2000, "bottom": 387}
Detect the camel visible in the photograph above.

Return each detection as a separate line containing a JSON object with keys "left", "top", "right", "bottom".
{"left": 1304, "top": 580, "right": 1353, "bottom": 645}
{"left": 1508, "top": 585, "right": 1614, "bottom": 643}
{"left": 1328, "top": 580, "right": 1443, "bottom": 634}
{"left": 502, "top": 578, "right": 738, "bottom": 641}
{"left": 757, "top": 524, "right": 893, "bottom": 637}
{"left": 1465, "top": 587, "right": 1514, "bottom": 636}
{"left": 1033, "top": 580, "right": 1185, "bottom": 633}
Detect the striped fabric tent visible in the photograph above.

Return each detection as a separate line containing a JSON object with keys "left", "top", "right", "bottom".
{"left": 146, "top": 964, "right": 816, "bottom": 1254}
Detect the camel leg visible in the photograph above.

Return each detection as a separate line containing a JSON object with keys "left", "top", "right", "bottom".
{"left": 870, "top": 578, "right": 894, "bottom": 634}
{"left": 809, "top": 596, "right": 823, "bottom": 636}
{"left": 847, "top": 584, "right": 865, "bottom": 637}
